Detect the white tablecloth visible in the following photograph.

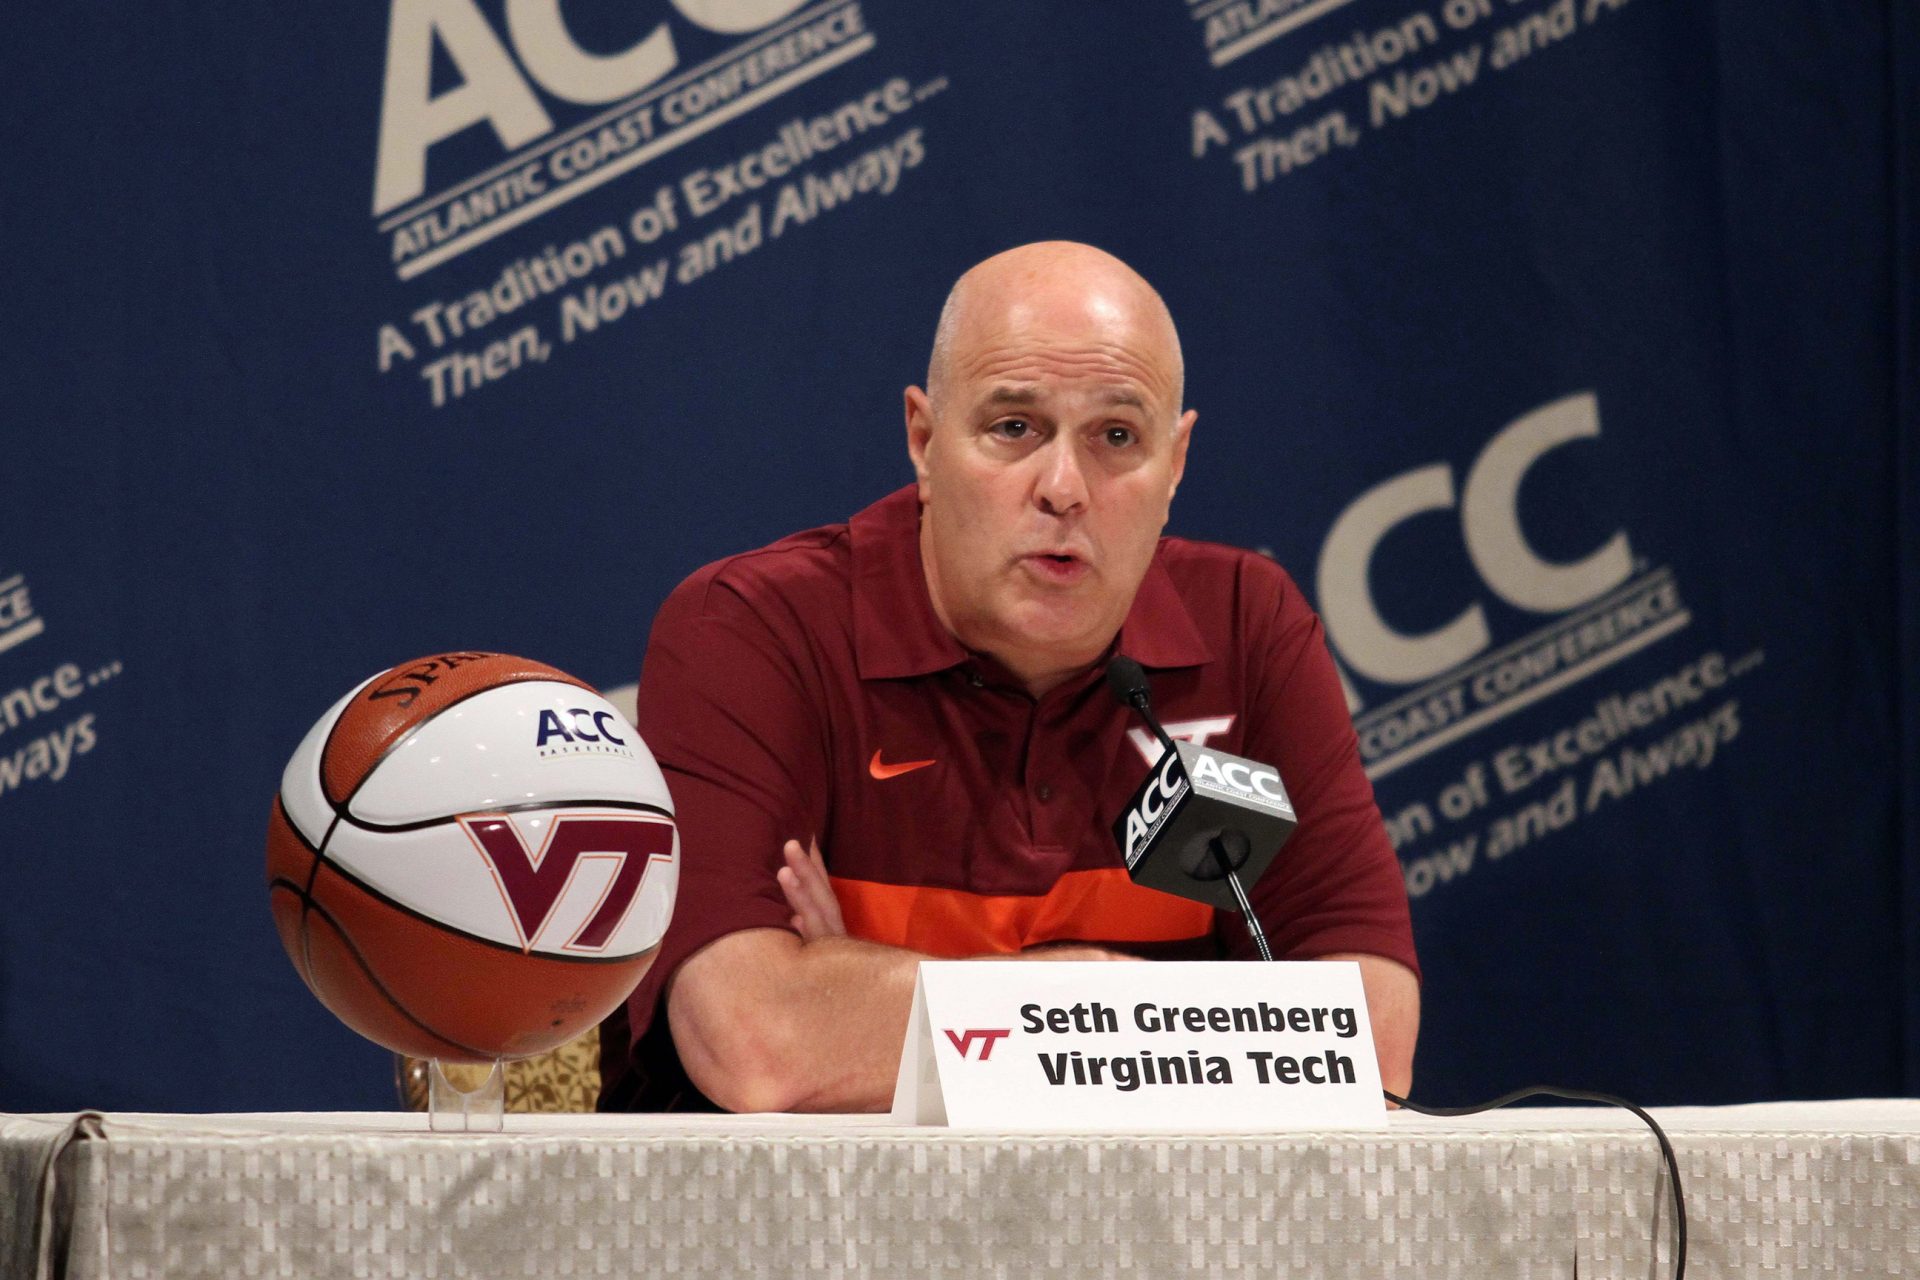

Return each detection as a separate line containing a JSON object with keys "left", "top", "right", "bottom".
{"left": 4, "top": 1100, "right": 1915, "bottom": 1277}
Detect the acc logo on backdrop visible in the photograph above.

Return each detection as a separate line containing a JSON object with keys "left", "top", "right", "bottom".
{"left": 1313, "top": 391, "right": 1692, "bottom": 779}
{"left": 0, "top": 571, "right": 44, "bottom": 657}
{"left": 371, "top": 0, "right": 877, "bottom": 278}
{"left": 376, "top": 0, "right": 812, "bottom": 212}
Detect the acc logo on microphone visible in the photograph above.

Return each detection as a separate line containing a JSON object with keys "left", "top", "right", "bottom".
{"left": 1121, "top": 750, "right": 1190, "bottom": 867}
{"left": 1187, "top": 753, "right": 1294, "bottom": 816}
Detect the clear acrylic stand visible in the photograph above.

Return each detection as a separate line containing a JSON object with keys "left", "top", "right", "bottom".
{"left": 427, "top": 1058, "right": 505, "bottom": 1132}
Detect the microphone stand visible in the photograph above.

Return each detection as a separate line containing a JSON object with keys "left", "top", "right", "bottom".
{"left": 1209, "top": 835, "right": 1272, "bottom": 961}
{"left": 1114, "top": 664, "right": 1274, "bottom": 962}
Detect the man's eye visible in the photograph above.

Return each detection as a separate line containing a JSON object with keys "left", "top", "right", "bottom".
{"left": 989, "top": 418, "right": 1032, "bottom": 440}
{"left": 1103, "top": 426, "right": 1137, "bottom": 447}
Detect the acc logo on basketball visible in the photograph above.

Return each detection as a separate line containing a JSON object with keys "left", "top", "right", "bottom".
{"left": 535, "top": 706, "right": 635, "bottom": 758}
{"left": 1121, "top": 751, "right": 1189, "bottom": 867}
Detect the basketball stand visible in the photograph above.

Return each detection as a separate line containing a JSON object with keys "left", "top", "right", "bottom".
{"left": 427, "top": 1058, "right": 506, "bottom": 1132}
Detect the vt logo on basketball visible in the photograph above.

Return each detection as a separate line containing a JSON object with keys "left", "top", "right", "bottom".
{"left": 459, "top": 814, "right": 673, "bottom": 953}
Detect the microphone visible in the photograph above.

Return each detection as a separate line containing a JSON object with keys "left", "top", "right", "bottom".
{"left": 1105, "top": 656, "right": 1294, "bottom": 961}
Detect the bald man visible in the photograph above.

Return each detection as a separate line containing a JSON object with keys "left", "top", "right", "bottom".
{"left": 600, "top": 243, "right": 1419, "bottom": 1113}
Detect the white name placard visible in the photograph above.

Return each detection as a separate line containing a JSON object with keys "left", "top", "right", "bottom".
{"left": 890, "top": 961, "right": 1385, "bottom": 1130}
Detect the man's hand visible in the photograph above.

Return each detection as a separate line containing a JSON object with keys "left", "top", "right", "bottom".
{"left": 1320, "top": 951, "right": 1419, "bottom": 1101}
{"left": 776, "top": 839, "right": 845, "bottom": 940}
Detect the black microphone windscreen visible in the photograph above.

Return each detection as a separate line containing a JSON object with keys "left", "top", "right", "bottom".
{"left": 1105, "top": 655, "right": 1149, "bottom": 707}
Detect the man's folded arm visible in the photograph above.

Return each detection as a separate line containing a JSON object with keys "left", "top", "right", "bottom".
{"left": 667, "top": 925, "right": 1130, "bottom": 1114}
{"left": 667, "top": 927, "right": 923, "bottom": 1114}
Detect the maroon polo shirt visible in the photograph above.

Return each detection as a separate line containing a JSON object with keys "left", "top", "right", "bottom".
{"left": 601, "top": 485, "right": 1417, "bottom": 1110}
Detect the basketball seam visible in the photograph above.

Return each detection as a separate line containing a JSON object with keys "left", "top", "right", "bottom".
{"left": 338, "top": 796, "right": 673, "bottom": 835}
{"left": 324, "top": 665, "right": 592, "bottom": 810}
{"left": 310, "top": 841, "right": 667, "bottom": 964}
{"left": 300, "top": 896, "right": 506, "bottom": 1062}
{"left": 269, "top": 796, "right": 332, "bottom": 983}
{"left": 307, "top": 812, "right": 342, "bottom": 982}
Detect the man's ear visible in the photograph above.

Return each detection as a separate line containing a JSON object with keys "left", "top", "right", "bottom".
{"left": 904, "top": 386, "right": 935, "bottom": 500}
{"left": 1167, "top": 408, "right": 1197, "bottom": 504}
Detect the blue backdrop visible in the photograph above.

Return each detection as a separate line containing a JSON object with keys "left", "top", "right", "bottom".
{"left": 2, "top": 0, "right": 1914, "bottom": 1111}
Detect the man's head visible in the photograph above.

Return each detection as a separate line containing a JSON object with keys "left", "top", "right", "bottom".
{"left": 905, "top": 242, "right": 1195, "bottom": 696}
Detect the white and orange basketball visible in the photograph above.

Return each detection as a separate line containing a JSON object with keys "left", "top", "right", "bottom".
{"left": 266, "top": 652, "right": 677, "bottom": 1062}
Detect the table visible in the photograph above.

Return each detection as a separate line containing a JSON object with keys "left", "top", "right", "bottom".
{"left": 4, "top": 1101, "right": 1915, "bottom": 1277}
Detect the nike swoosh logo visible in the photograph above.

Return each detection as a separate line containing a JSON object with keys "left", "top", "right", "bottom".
{"left": 869, "top": 749, "right": 936, "bottom": 780}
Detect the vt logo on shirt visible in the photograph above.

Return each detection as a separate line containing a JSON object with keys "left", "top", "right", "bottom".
{"left": 1127, "top": 716, "right": 1236, "bottom": 767}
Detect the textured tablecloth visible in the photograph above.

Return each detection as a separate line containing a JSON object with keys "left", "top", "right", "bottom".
{"left": 3, "top": 1101, "right": 1915, "bottom": 1278}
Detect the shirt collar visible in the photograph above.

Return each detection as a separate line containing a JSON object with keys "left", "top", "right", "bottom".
{"left": 850, "top": 485, "right": 1213, "bottom": 681}
{"left": 851, "top": 486, "right": 970, "bottom": 679}
{"left": 1116, "top": 553, "right": 1213, "bottom": 671}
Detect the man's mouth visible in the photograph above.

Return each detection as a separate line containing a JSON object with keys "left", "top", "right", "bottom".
{"left": 1021, "top": 552, "right": 1089, "bottom": 583}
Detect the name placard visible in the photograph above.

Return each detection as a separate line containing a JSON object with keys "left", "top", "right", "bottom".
{"left": 890, "top": 961, "right": 1385, "bottom": 1130}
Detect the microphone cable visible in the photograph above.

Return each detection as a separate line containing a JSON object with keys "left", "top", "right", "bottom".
{"left": 1107, "top": 654, "right": 1684, "bottom": 1275}
{"left": 1381, "top": 1084, "right": 1687, "bottom": 1279}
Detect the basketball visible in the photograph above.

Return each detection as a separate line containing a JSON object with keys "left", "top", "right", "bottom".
{"left": 266, "top": 652, "right": 678, "bottom": 1063}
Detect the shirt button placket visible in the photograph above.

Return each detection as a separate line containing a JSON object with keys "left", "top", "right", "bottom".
{"left": 1024, "top": 708, "right": 1064, "bottom": 846}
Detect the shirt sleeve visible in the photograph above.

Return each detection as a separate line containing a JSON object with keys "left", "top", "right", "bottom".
{"left": 1229, "top": 558, "right": 1421, "bottom": 980}
{"left": 621, "top": 564, "right": 833, "bottom": 1038}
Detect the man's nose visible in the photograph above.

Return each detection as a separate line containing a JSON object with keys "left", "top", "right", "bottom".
{"left": 1034, "top": 439, "right": 1090, "bottom": 515}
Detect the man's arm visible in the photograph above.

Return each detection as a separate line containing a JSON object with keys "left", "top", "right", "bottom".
{"left": 667, "top": 927, "right": 920, "bottom": 1113}
{"left": 673, "top": 844, "right": 1417, "bottom": 1111}
{"left": 1320, "top": 951, "right": 1419, "bottom": 1098}
{"left": 668, "top": 924, "right": 921, "bottom": 1113}
{"left": 1233, "top": 563, "right": 1423, "bottom": 1094}
{"left": 669, "top": 840, "right": 1126, "bottom": 1113}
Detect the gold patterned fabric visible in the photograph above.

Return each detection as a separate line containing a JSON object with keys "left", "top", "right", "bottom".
{"left": 395, "top": 1025, "right": 600, "bottom": 1113}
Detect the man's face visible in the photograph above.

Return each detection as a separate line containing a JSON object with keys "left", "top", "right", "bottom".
{"left": 906, "top": 280, "right": 1194, "bottom": 694}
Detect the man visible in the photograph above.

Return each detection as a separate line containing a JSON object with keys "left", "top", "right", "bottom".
{"left": 600, "top": 242, "right": 1419, "bottom": 1113}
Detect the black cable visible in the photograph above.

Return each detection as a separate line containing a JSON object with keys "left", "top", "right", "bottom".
{"left": 1100, "top": 663, "right": 1680, "bottom": 1270}
{"left": 1382, "top": 1084, "right": 1686, "bottom": 1279}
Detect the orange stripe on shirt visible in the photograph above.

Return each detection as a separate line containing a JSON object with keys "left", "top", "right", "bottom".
{"left": 829, "top": 867, "right": 1215, "bottom": 957}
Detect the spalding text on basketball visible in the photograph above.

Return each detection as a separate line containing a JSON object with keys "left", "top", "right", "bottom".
{"left": 366, "top": 651, "right": 495, "bottom": 708}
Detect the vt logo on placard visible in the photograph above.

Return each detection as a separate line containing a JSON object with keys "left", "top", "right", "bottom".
{"left": 942, "top": 1028, "right": 1011, "bottom": 1061}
